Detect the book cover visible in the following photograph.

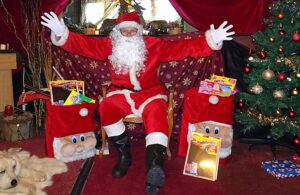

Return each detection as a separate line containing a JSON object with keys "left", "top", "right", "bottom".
{"left": 183, "top": 132, "right": 221, "bottom": 181}
{"left": 49, "top": 80, "right": 84, "bottom": 106}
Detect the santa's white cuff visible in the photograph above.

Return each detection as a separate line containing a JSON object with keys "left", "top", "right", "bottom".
{"left": 205, "top": 30, "right": 223, "bottom": 50}
{"left": 51, "top": 27, "right": 69, "bottom": 46}
{"left": 103, "top": 119, "right": 125, "bottom": 137}
{"left": 146, "top": 132, "right": 168, "bottom": 147}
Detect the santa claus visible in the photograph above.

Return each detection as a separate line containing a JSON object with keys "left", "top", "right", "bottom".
{"left": 41, "top": 11, "right": 235, "bottom": 195}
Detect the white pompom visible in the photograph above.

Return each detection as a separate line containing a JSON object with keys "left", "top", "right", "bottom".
{"left": 209, "top": 95, "right": 219, "bottom": 104}
{"left": 79, "top": 108, "right": 88, "bottom": 117}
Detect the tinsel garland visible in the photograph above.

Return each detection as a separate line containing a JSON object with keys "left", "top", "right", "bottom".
{"left": 240, "top": 108, "right": 299, "bottom": 129}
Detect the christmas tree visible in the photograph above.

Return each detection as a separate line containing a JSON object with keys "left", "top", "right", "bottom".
{"left": 235, "top": 0, "right": 300, "bottom": 145}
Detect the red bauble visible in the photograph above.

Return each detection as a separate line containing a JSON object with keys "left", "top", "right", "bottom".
{"left": 237, "top": 100, "right": 245, "bottom": 108}
{"left": 292, "top": 32, "right": 300, "bottom": 42}
{"left": 288, "top": 111, "right": 295, "bottom": 118}
{"left": 278, "top": 30, "right": 286, "bottom": 36}
{"left": 278, "top": 12, "right": 284, "bottom": 19}
{"left": 258, "top": 50, "right": 267, "bottom": 59}
{"left": 277, "top": 73, "right": 287, "bottom": 81}
{"left": 243, "top": 65, "right": 251, "bottom": 74}
{"left": 294, "top": 136, "right": 300, "bottom": 145}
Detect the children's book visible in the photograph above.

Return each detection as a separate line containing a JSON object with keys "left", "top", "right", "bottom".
{"left": 49, "top": 80, "right": 84, "bottom": 106}
{"left": 183, "top": 132, "right": 221, "bottom": 181}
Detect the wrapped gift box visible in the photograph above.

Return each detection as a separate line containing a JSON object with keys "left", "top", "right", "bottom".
{"left": 262, "top": 160, "right": 300, "bottom": 179}
{"left": 0, "top": 112, "right": 33, "bottom": 142}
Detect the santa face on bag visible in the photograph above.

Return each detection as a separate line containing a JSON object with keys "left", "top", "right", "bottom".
{"left": 52, "top": 132, "right": 97, "bottom": 163}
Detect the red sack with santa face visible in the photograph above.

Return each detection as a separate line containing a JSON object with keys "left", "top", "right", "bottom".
{"left": 45, "top": 100, "right": 97, "bottom": 158}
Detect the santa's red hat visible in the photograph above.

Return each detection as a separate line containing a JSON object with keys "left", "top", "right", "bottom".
{"left": 115, "top": 11, "right": 141, "bottom": 29}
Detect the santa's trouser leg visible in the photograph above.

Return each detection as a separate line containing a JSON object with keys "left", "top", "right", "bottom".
{"left": 143, "top": 100, "right": 168, "bottom": 195}
{"left": 100, "top": 95, "right": 132, "bottom": 177}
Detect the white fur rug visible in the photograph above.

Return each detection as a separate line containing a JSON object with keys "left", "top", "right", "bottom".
{"left": 0, "top": 148, "right": 68, "bottom": 195}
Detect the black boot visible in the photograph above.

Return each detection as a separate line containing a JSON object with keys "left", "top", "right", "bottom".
{"left": 110, "top": 132, "right": 131, "bottom": 177}
{"left": 145, "top": 144, "right": 166, "bottom": 195}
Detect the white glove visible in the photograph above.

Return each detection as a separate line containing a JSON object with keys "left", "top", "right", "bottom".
{"left": 210, "top": 21, "right": 235, "bottom": 44}
{"left": 41, "top": 12, "right": 66, "bottom": 36}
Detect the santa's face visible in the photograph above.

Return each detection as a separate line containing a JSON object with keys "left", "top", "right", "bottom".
{"left": 120, "top": 26, "right": 138, "bottom": 37}
{"left": 53, "top": 132, "right": 97, "bottom": 162}
{"left": 108, "top": 24, "right": 146, "bottom": 75}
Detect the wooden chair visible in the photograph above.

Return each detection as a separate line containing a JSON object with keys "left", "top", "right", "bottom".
{"left": 98, "top": 82, "right": 174, "bottom": 159}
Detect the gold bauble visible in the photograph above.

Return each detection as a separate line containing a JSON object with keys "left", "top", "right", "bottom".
{"left": 274, "top": 108, "right": 283, "bottom": 116}
{"left": 296, "top": 71, "right": 300, "bottom": 79}
{"left": 269, "top": 37, "right": 275, "bottom": 42}
{"left": 249, "top": 83, "right": 263, "bottom": 94}
{"left": 290, "top": 87, "right": 300, "bottom": 96}
{"left": 262, "top": 69, "right": 275, "bottom": 80}
{"left": 273, "top": 90, "right": 285, "bottom": 99}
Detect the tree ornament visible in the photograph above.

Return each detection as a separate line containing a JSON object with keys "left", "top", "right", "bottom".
{"left": 250, "top": 83, "right": 263, "bottom": 94}
{"left": 262, "top": 69, "right": 275, "bottom": 80}
{"left": 258, "top": 50, "right": 267, "bottom": 59}
{"left": 292, "top": 32, "right": 300, "bottom": 41}
{"left": 269, "top": 37, "right": 275, "bottom": 42}
{"left": 290, "top": 87, "right": 300, "bottom": 96}
{"left": 277, "top": 45, "right": 284, "bottom": 54}
{"left": 288, "top": 110, "right": 295, "bottom": 118}
{"left": 237, "top": 100, "right": 245, "bottom": 108}
{"left": 243, "top": 64, "right": 251, "bottom": 74}
{"left": 278, "top": 12, "right": 284, "bottom": 19}
{"left": 278, "top": 29, "right": 285, "bottom": 36}
{"left": 278, "top": 23, "right": 283, "bottom": 28}
{"left": 273, "top": 89, "right": 285, "bottom": 99}
{"left": 274, "top": 108, "right": 283, "bottom": 116}
{"left": 295, "top": 71, "right": 300, "bottom": 79}
{"left": 291, "top": 18, "right": 294, "bottom": 24}
{"left": 294, "top": 136, "right": 300, "bottom": 145}
{"left": 277, "top": 73, "right": 287, "bottom": 81}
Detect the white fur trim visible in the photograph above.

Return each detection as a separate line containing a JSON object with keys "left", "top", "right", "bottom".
{"left": 205, "top": 30, "right": 223, "bottom": 50}
{"left": 138, "top": 94, "right": 168, "bottom": 114}
{"left": 103, "top": 119, "right": 126, "bottom": 137}
{"left": 50, "top": 27, "right": 69, "bottom": 46}
{"left": 106, "top": 90, "right": 167, "bottom": 118}
{"left": 115, "top": 21, "right": 142, "bottom": 30}
{"left": 107, "top": 89, "right": 139, "bottom": 116}
{"left": 53, "top": 133, "right": 96, "bottom": 163}
{"left": 129, "top": 66, "right": 142, "bottom": 90}
{"left": 146, "top": 132, "right": 168, "bottom": 147}
{"left": 219, "top": 146, "right": 232, "bottom": 159}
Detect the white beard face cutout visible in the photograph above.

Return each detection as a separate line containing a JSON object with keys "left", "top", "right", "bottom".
{"left": 108, "top": 26, "right": 147, "bottom": 75}
{"left": 53, "top": 132, "right": 97, "bottom": 163}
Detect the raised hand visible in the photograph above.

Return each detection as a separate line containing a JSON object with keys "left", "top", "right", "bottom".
{"left": 41, "top": 12, "right": 66, "bottom": 36}
{"left": 210, "top": 21, "right": 235, "bottom": 44}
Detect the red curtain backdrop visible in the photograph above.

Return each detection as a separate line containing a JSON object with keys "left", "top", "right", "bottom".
{"left": 0, "top": 0, "right": 68, "bottom": 56}
{"left": 169, "top": 0, "right": 275, "bottom": 35}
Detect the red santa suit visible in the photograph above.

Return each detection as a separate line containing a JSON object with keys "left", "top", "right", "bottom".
{"left": 50, "top": 12, "right": 222, "bottom": 147}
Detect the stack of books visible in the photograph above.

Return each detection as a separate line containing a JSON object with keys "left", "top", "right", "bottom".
{"left": 49, "top": 80, "right": 95, "bottom": 106}
{"left": 198, "top": 75, "right": 237, "bottom": 97}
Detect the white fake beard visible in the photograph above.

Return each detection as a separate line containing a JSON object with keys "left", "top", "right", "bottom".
{"left": 108, "top": 27, "right": 147, "bottom": 75}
